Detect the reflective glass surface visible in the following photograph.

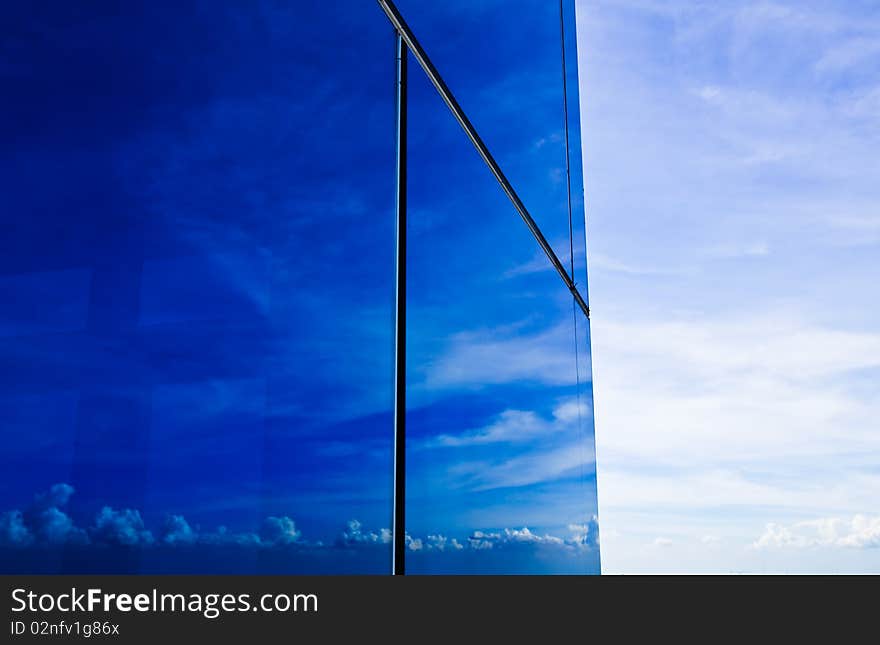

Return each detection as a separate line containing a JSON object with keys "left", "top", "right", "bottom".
{"left": 395, "top": 0, "right": 583, "bottom": 271}
{"left": 0, "top": 0, "right": 598, "bottom": 575}
{"left": 404, "top": 22, "right": 599, "bottom": 573}
{"left": 0, "top": 1, "right": 395, "bottom": 573}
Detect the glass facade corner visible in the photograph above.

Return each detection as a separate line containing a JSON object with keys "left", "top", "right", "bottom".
{"left": 0, "top": 0, "right": 598, "bottom": 574}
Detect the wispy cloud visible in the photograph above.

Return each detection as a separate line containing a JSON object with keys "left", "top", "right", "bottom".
{"left": 589, "top": 252, "right": 683, "bottom": 276}
{"left": 449, "top": 437, "right": 596, "bottom": 492}
{"left": 426, "top": 399, "right": 585, "bottom": 448}
{"left": 579, "top": 0, "right": 880, "bottom": 572}
{"left": 814, "top": 37, "right": 880, "bottom": 73}
{"left": 698, "top": 241, "right": 770, "bottom": 259}
{"left": 423, "top": 322, "right": 583, "bottom": 390}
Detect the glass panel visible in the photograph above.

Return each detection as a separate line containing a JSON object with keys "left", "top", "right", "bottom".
{"left": 395, "top": 0, "right": 580, "bottom": 271}
{"left": 405, "top": 47, "right": 599, "bottom": 574}
{"left": 0, "top": 2, "right": 394, "bottom": 573}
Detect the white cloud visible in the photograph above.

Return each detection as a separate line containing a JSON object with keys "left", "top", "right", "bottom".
{"left": 754, "top": 516, "right": 880, "bottom": 550}
{"left": 260, "top": 516, "right": 301, "bottom": 546}
{"left": 430, "top": 410, "right": 549, "bottom": 448}
{"left": 38, "top": 508, "right": 88, "bottom": 545}
{"left": 0, "top": 511, "right": 32, "bottom": 547}
{"left": 338, "top": 519, "right": 391, "bottom": 547}
{"left": 91, "top": 507, "right": 154, "bottom": 547}
{"left": 569, "top": 518, "right": 601, "bottom": 548}
{"left": 161, "top": 515, "right": 198, "bottom": 546}
{"left": 579, "top": 0, "right": 880, "bottom": 573}
{"left": 593, "top": 312, "right": 880, "bottom": 468}
{"left": 457, "top": 440, "right": 596, "bottom": 492}
{"left": 427, "top": 398, "right": 586, "bottom": 448}
{"left": 33, "top": 483, "right": 75, "bottom": 509}
{"left": 0, "top": 485, "right": 600, "bottom": 565}
{"left": 24, "top": 483, "right": 88, "bottom": 546}
{"left": 592, "top": 311, "right": 880, "bottom": 567}
{"left": 815, "top": 37, "right": 880, "bottom": 73}
{"left": 425, "top": 534, "right": 464, "bottom": 551}
{"left": 439, "top": 404, "right": 597, "bottom": 491}
{"left": 423, "top": 323, "right": 580, "bottom": 390}
{"left": 466, "top": 519, "right": 599, "bottom": 552}
{"left": 405, "top": 534, "right": 423, "bottom": 551}
{"left": 338, "top": 521, "right": 596, "bottom": 554}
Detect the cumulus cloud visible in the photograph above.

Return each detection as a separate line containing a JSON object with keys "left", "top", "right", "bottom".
{"left": 260, "top": 516, "right": 301, "bottom": 546}
{"left": 466, "top": 521, "right": 599, "bottom": 552}
{"left": 0, "top": 485, "right": 598, "bottom": 564}
{"left": 19, "top": 483, "right": 88, "bottom": 546}
{"left": 568, "top": 517, "right": 600, "bottom": 549}
{"left": 37, "top": 507, "right": 88, "bottom": 545}
{"left": 0, "top": 510, "right": 32, "bottom": 547}
{"left": 157, "top": 515, "right": 267, "bottom": 548}
{"left": 0, "top": 487, "right": 300, "bottom": 551}
{"left": 34, "top": 483, "right": 75, "bottom": 509}
{"left": 337, "top": 519, "right": 392, "bottom": 547}
{"left": 333, "top": 520, "right": 597, "bottom": 555}
{"left": 468, "top": 528, "right": 561, "bottom": 549}
{"left": 91, "top": 507, "right": 154, "bottom": 546}
{"left": 753, "top": 516, "right": 880, "bottom": 550}
{"left": 336, "top": 520, "right": 593, "bottom": 554}
{"left": 424, "top": 534, "right": 464, "bottom": 551}
{"left": 161, "top": 515, "right": 198, "bottom": 546}
{"left": 401, "top": 531, "right": 465, "bottom": 552}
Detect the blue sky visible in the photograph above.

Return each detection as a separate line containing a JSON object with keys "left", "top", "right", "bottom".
{"left": 0, "top": 1, "right": 598, "bottom": 574}
{"left": 578, "top": 0, "right": 880, "bottom": 572}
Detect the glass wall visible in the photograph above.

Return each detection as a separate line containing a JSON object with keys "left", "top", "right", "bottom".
{"left": 0, "top": 0, "right": 598, "bottom": 574}
{"left": 395, "top": 0, "right": 582, "bottom": 270}
{"left": 0, "top": 1, "right": 396, "bottom": 574}
{"left": 402, "top": 1, "right": 599, "bottom": 574}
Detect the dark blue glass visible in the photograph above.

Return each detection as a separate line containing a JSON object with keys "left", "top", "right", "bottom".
{"left": 0, "top": 1, "right": 395, "bottom": 573}
{"left": 0, "top": 0, "right": 598, "bottom": 575}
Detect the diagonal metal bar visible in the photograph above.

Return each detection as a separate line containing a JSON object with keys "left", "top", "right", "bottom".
{"left": 377, "top": 0, "right": 590, "bottom": 320}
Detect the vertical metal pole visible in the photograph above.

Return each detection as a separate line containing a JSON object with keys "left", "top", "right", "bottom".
{"left": 392, "top": 31, "right": 408, "bottom": 576}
